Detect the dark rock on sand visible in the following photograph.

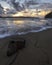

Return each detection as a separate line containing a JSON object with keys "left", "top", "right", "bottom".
{"left": 7, "top": 39, "right": 25, "bottom": 57}
{"left": 45, "top": 12, "right": 52, "bottom": 18}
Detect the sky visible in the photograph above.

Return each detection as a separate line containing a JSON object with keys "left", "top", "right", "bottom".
{"left": 39, "top": 0, "right": 52, "bottom": 3}
{"left": 0, "top": 0, "right": 52, "bottom": 9}
{"left": 0, "top": 0, "right": 52, "bottom": 15}
{"left": 0, "top": 1, "right": 10, "bottom": 8}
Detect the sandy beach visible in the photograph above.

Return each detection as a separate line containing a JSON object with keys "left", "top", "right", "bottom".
{"left": 0, "top": 28, "right": 52, "bottom": 65}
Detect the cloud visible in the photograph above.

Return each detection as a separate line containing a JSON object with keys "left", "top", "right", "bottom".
{"left": 1, "top": 0, "right": 25, "bottom": 11}
{"left": 0, "top": 0, "right": 52, "bottom": 15}
{"left": 36, "top": 0, "right": 52, "bottom": 3}
{"left": 0, "top": 4, "right": 4, "bottom": 14}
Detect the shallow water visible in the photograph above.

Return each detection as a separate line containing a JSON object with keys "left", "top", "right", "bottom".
{"left": 0, "top": 18, "right": 52, "bottom": 38}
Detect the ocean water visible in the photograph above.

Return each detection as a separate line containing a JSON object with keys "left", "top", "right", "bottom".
{"left": 0, "top": 18, "right": 52, "bottom": 38}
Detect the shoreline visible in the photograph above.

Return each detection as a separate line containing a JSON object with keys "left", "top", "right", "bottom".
{"left": 0, "top": 27, "right": 52, "bottom": 39}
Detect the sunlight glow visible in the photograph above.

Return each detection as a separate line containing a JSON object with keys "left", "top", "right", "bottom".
{"left": 38, "top": 10, "right": 51, "bottom": 16}
{"left": 13, "top": 12, "right": 24, "bottom": 17}
{"left": 13, "top": 9, "right": 51, "bottom": 18}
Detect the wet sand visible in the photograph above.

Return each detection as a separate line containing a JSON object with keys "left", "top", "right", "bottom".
{"left": 0, "top": 28, "right": 52, "bottom": 65}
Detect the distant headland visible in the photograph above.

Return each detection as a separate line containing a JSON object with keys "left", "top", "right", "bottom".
{"left": 45, "top": 12, "right": 52, "bottom": 18}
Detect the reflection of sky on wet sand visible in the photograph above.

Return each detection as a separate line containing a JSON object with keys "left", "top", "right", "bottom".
{"left": 0, "top": 18, "right": 52, "bottom": 38}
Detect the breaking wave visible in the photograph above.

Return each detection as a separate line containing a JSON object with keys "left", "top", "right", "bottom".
{"left": 0, "top": 18, "right": 52, "bottom": 38}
